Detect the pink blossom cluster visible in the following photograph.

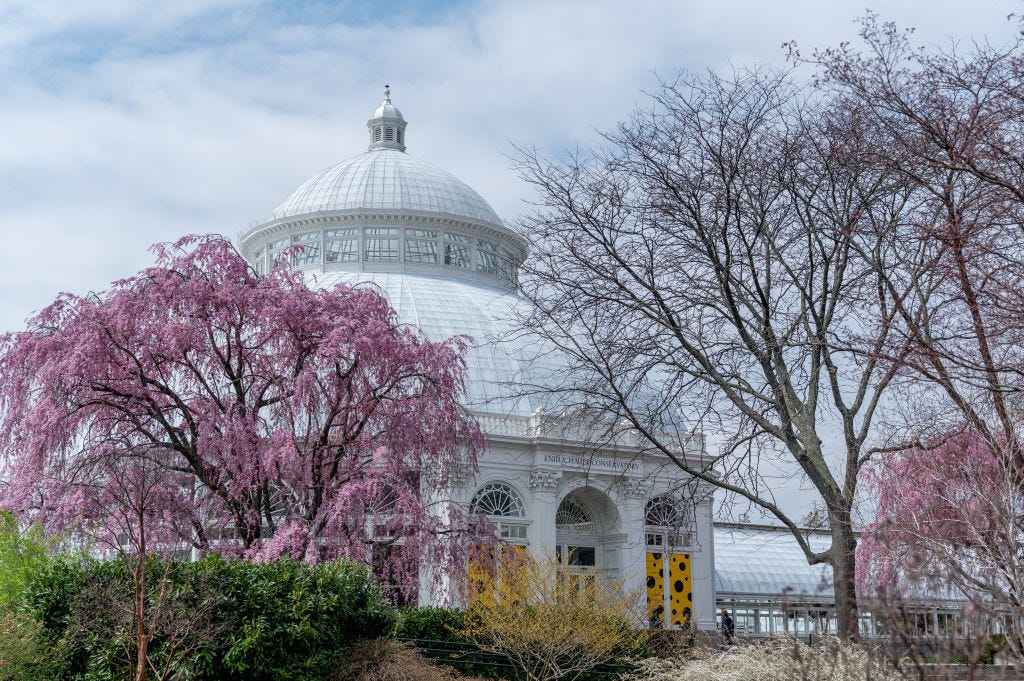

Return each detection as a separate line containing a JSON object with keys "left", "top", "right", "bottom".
{"left": 0, "top": 235, "right": 485, "bottom": 593}
{"left": 857, "top": 430, "right": 1015, "bottom": 600}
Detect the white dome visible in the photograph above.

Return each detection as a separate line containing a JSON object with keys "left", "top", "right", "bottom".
{"left": 371, "top": 99, "right": 403, "bottom": 121}
{"left": 308, "top": 271, "right": 559, "bottom": 417}
{"left": 243, "top": 90, "right": 549, "bottom": 419}
{"left": 269, "top": 149, "right": 504, "bottom": 226}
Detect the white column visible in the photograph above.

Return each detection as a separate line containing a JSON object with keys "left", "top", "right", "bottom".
{"left": 691, "top": 493, "right": 716, "bottom": 631}
{"left": 527, "top": 468, "right": 561, "bottom": 561}
{"left": 617, "top": 483, "right": 648, "bottom": 605}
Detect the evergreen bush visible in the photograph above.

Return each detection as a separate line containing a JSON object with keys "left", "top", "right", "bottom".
{"left": 19, "top": 554, "right": 396, "bottom": 681}
{"left": 396, "top": 607, "right": 469, "bottom": 642}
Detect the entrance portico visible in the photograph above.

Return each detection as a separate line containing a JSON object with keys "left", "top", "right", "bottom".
{"left": 457, "top": 414, "right": 715, "bottom": 631}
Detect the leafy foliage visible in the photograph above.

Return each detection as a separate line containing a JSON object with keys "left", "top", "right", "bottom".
{"left": 0, "top": 612, "right": 56, "bottom": 681}
{"left": 0, "top": 511, "right": 58, "bottom": 614}
{"left": 396, "top": 607, "right": 469, "bottom": 642}
{"left": 206, "top": 556, "right": 396, "bottom": 680}
{"left": 20, "top": 555, "right": 396, "bottom": 681}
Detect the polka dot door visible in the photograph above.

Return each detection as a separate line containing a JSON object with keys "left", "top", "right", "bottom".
{"left": 645, "top": 552, "right": 664, "bottom": 622}
{"left": 668, "top": 553, "right": 692, "bottom": 626}
{"left": 646, "top": 552, "right": 692, "bottom": 627}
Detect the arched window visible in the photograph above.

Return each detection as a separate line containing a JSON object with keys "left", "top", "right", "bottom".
{"left": 645, "top": 496, "right": 681, "bottom": 527}
{"left": 471, "top": 483, "right": 528, "bottom": 542}
{"left": 645, "top": 495, "right": 694, "bottom": 548}
{"left": 555, "top": 496, "right": 594, "bottom": 533}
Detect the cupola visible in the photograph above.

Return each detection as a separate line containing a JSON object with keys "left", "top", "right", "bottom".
{"left": 367, "top": 85, "right": 407, "bottom": 152}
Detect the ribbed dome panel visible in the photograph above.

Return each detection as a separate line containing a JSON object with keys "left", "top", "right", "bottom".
{"left": 270, "top": 150, "right": 503, "bottom": 226}
{"left": 308, "top": 271, "right": 560, "bottom": 417}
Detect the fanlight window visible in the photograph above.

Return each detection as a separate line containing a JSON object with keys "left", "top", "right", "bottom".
{"left": 471, "top": 483, "right": 528, "bottom": 542}
{"left": 471, "top": 483, "right": 527, "bottom": 519}
{"left": 645, "top": 496, "right": 682, "bottom": 527}
{"left": 556, "top": 497, "right": 594, "bottom": 533}
{"left": 645, "top": 495, "right": 693, "bottom": 548}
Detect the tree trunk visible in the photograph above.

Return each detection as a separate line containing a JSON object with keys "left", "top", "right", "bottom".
{"left": 830, "top": 508, "right": 861, "bottom": 640}
{"left": 135, "top": 503, "right": 149, "bottom": 681}
{"left": 134, "top": 555, "right": 148, "bottom": 681}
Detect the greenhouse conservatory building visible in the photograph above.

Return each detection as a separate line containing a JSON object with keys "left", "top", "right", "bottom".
{"left": 238, "top": 89, "right": 717, "bottom": 632}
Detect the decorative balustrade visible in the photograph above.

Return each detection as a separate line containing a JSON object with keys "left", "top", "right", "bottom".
{"left": 470, "top": 409, "right": 704, "bottom": 458}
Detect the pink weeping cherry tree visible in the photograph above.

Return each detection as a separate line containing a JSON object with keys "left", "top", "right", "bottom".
{"left": 0, "top": 235, "right": 486, "bottom": 593}
{"left": 858, "top": 430, "right": 1024, "bottom": 658}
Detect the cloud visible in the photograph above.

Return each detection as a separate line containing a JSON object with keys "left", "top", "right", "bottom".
{"left": 0, "top": 0, "right": 1018, "bottom": 338}
{"left": 0, "top": 0, "right": 1018, "bottom": 523}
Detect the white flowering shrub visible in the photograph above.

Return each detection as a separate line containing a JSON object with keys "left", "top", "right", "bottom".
{"left": 628, "top": 637, "right": 903, "bottom": 681}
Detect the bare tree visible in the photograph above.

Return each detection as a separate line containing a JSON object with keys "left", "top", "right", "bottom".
{"left": 807, "top": 14, "right": 1024, "bottom": 454}
{"left": 802, "top": 16, "right": 1024, "bottom": 651}
{"left": 513, "top": 68, "right": 911, "bottom": 638}
{"left": 78, "top": 451, "right": 214, "bottom": 681}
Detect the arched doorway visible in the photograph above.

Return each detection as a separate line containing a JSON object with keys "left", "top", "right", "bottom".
{"left": 644, "top": 495, "right": 694, "bottom": 628}
{"left": 554, "top": 487, "right": 623, "bottom": 578}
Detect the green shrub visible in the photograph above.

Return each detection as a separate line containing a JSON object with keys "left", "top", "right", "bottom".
{"left": 0, "top": 611, "right": 58, "bottom": 681}
{"left": 20, "top": 555, "right": 89, "bottom": 678}
{"left": 396, "top": 607, "right": 469, "bottom": 642}
{"left": 204, "top": 555, "right": 396, "bottom": 681}
{"left": 0, "top": 511, "right": 59, "bottom": 614}
{"left": 20, "top": 554, "right": 396, "bottom": 681}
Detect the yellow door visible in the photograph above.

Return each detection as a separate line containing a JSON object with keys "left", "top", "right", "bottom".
{"left": 645, "top": 551, "right": 665, "bottom": 622}
{"left": 667, "top": 553, "right": 692, "bottom": 626}
{"left": 646, "top": 551, "right": 692, "bottom": 627}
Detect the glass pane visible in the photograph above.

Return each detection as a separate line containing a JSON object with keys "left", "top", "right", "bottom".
{"left": 365, "top": 238, "right": 400, "bottom": 261}
{"left": 567, "top": 546, "right": 596, "bottom": 566}
{"left": 268, "top": 237, "right": 290, "bottom": 270}
{"left": 405, "top": 239, "right": 438, "bottom": 263}
{"left": 471, "top": 483, "right": 527, "bottom": 519}
{"left": 499, "top": 523, "right": 527, "bottom": 540}
{"left": 407, "top": 229, "right": 438, "bottom": 239}
{"left": 445, "top": 243, "right": 471, "bottom": 268}
{"left": 446, "top": 233, "right": 473, "bottom": 244}
{"left": 477, "top": 246, "right": 497, "bottom": 275}
{"left": 366, "top": 228, "right": 399, "bottom": 236}
{"left": 326, "top": 238, "right": 358, "bottom": 263}
{"left": 291, "top": 231, "right": 321, "bottom": 266}
{"left": 496, "top": 255, "right": 515, "bottom": 283}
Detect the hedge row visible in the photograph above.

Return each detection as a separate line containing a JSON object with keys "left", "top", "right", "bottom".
{"left": 20, "top": 554, "right": 395, "bottom": 681}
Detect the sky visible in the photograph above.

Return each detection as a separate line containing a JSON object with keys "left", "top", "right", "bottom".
{"left": 1, "top": 0, "right": 1021, "bottom": 335}
{"left": 1, "top": 0, "right": 1020, "bottom": 524}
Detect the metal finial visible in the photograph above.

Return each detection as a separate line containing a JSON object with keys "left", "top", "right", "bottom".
{"left": 384, "top": 84, "right": 391, "bottom": 100}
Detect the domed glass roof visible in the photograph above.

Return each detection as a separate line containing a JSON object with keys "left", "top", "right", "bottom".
{"left": 269, "top": 149, "right": 504, "bottom": 226}
{"left": 308, "top": 270, "right": 561, "bottom": 417}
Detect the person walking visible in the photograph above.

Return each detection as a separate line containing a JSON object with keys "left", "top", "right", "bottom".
{"left": 648, "top": 605, "right": 664, "bottom": 630}
{"left": 719, "top": 608, "right": 735, "bottom": 646}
